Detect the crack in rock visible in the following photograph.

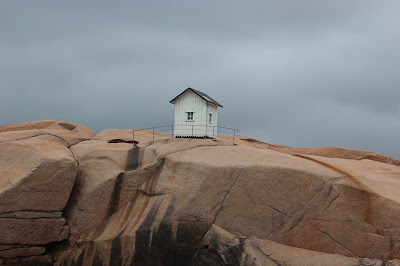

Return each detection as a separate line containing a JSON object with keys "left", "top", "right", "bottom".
{"left": 310, "top": 224, "right": 360, "bottom": 258}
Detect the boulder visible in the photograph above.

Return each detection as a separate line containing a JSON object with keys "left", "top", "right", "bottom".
{"left": 0, "top": 136, "right": 77, "bottom": 213}
{"left": 0, "top": 135, "right": 74, "bottom": 261}
{"left": 0, "top": 120, "right": 89, "bottom": 263}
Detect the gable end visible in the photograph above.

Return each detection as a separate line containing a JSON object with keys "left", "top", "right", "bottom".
{"left": 170, "top": 88, "right": 223, "bottom": 108}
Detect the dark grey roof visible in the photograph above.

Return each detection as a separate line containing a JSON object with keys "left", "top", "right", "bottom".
{"left": 170, "top": 88, "right": 223, "bottom": 107}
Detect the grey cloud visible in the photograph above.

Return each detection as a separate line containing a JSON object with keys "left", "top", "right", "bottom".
{"left": 1, "top": 0, "right": 400, "bottom": 158}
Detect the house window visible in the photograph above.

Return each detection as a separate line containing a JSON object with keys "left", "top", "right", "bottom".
{"left": 209, "top": 113, "right": 212, "bottom": 123}
{"left": 187, "top": 112, "right": 194, "bottom": 121}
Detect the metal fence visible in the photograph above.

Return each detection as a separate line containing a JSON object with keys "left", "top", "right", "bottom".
{"left": 132, "top": 124, "right": 239, "bottom": 144}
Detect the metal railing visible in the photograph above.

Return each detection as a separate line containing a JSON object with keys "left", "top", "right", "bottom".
{"left": 132, "top": 124, "right": 239, "bottom": 144}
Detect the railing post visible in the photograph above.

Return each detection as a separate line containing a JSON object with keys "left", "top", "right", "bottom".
{"left": 233, "top": 129, "right": 236, "bottom": 145}
{"left": 171, "top": 125, "right": 174, "bottom": 139}
{"left": 152, "top": 127, "right": 155, "bottom": 141}
{"left": 132, "top": 130, "right": 135, "bottom": 145}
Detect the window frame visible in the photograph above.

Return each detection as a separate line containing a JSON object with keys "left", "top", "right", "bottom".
{"left": 186, "top": 112, "right": 194, "bottom": 121}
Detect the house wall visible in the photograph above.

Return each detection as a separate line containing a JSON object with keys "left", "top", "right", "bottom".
{"left": 173, "top": 90, "right": 207, "bottom": 137}
{"left": 206, "top": 103, "right": 218, "bottom": 138}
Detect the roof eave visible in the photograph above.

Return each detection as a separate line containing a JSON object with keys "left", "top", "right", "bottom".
{"left": 170, "top": 87, "right": 223, "bottom": 107}
{"left": 169, "top": 88, "right": 192, "bottom": 104}
{"left": 206, "top": 101, "right": 223, "bottom": 108}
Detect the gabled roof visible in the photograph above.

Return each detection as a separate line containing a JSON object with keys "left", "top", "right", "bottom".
{"left": 170, "top": 88, "right": 223, "bottom": 108}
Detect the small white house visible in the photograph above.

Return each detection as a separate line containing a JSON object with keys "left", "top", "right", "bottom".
{"left": 170, "top": 88, "right": 223, "bottom": 138}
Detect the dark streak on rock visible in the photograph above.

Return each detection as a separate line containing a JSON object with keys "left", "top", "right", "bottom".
{"left": 132, "top": 199, "right": 162, "bottom": 264}
{"left": 162, "top": 202, "right": 176, "bottom": 222}
{"left": 109, "top": 237, "right": 122, "bottom": 266}
{"left": 192, "top": 247, "right": 227, "bottom": 266}
{"left": 109, "top": 213, "right": 131, "bottom": 266}
{"left": 176, "top": 222, "right": 209, "bottom": 246}
{"left": 126, "top": 145, "right": 140, "bottom": 171}
{"left": 142, "top": 157, "right": 166, "bottom": 195}
{"left": 106, "top": 172, "right": 124, "bottom": 218}
{"left": 132, "top": 202, "right": 212, "bottom": 265}
{"left": 132, "top": 191, "right": 206, "bottom": 265}
{"left": 74, "top": 248, "right": 85, "bottom": 266}
{"left": 363, "top": 191, "right": 374, "bottom": 227}
{"left": 92, "top": 249, "right": 103, "bottom": 266}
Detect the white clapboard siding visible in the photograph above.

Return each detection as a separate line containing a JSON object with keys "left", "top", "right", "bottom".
{"left": 173, "top": 90, "right": 207, "bottom": 137}
{"left": 206, "top": 103, "right": 218, "bottom": 138}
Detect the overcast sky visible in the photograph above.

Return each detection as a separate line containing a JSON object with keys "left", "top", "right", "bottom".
{"left": 1, "top": 1, "right": 400, "bottom": 158}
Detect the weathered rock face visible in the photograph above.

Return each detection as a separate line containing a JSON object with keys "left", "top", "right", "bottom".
{"left": 199, "top": 224, "right": 398, "bottom": 266}
{"left": 224, "top": 135, "right": 400, "bottom": 167}
{"left": 0, "top": 120, "right": 96, "bottom": 147}
{"left": 55, "top": 140, "right": 400, "bottom": 265}
{"left": 0, "top": 120, "right": 95, "bottom": 265}
{"left": 1, "top": 120, "right": 400, "bottom": 265}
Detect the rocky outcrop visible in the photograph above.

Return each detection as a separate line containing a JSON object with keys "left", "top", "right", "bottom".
{"left": 0, "top": 120, "right": 96, "bottom": 147}
{"left": 268, "top": 145, "right": 400, "bottom": 167}
{"left": 56, "top": 130, "right": 400, "bottom": 265}
{"left": 64, "top": 136, "right": 222, "bottom": 239}
{"left": 229, "top": 136, "right": 400, "bottom": 167}
{"left": 0, "top": 121, "right": 95, "bottom": 265}
{"left": 199, "top": 224, "right": 400, "bottom": 266}
{"left": 1, "top": 121, "right": 400, "bottom": 265}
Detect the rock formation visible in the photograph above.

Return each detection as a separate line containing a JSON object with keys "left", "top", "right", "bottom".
{"left": 0, "top": 121, "right": 96, "bottom": 265}
{"left": 1, "top": 120, "right": 400, "bottom": 265}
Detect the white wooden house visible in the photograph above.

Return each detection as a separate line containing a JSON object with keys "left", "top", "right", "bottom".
{"left": 170, "top": 88, "right": 223, "bottom": 138}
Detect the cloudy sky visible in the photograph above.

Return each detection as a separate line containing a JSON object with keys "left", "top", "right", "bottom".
{"left": 1, "top": 1, "right": 400, "bottom": 158}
